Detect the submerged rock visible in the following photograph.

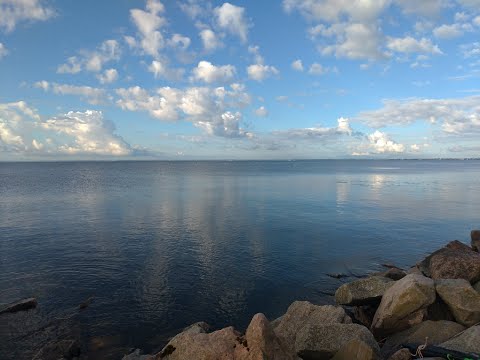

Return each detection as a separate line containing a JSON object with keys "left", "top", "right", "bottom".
{"left": 295, "top": 323, "right": 380, "bottom": 360}
{"left": 380, "top": 320, "right": 465, "bottom": 357}
{"left": 32, "top": 339, "right": 80, "bottom": 360}
{"left": 440, "top": 325, "right": 480, "bottom": 353}
{"left": 435, "top": 278, "right": 480, "bottom": 327}
{"left": 417, "top": 240, "right": 480, "bottom": 283}
{"left": 0, "top": 297, "right": 37, "bottom": 315}
{"left": 371, "top": 274, "right": 435, "bottom": 337}
{"left": 383, "top": 268, "right": 407, "bottom": 281}
{"left": 335, "top": 276, "right": 394, "bottom": 306}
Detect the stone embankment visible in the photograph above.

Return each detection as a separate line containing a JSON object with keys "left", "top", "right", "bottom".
{"left": 122, "top": 230, "right": 480, "bottom": 360}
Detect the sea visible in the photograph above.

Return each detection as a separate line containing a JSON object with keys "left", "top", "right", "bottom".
{"left": 1, "top": 160, "right": 479, "bottom": 359}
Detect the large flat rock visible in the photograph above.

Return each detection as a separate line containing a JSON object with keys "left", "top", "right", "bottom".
{"left": 371, "top": 274, "right": 436, "bottom": 337}
{"left": 335, "top": 276, "right": 394, "bottom": 306}
{"left": 435, "top": 279, "right": 480, "bottom": 327}
{"left": 440, "top": 325, "right": 480, "bottom": 353}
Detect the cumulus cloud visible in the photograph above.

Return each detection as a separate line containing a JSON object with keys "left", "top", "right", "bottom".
{"left": 433, "top": 23, "right": 471, "bottom": 39}
{"left": 97, "top": 68, "right": 119, "bottom": 84}
{"left": 386, "top": 36, "right": 442, "bottom": 54}
{"left": 247, "top": 64, "right": 279, "bottom": 81}
{"left": 357, "top": 96, "right": 480, "bottom": 135}
{"left": 129, "top": 0, "right": 167, "bottom": 57}
{"left": 191, "top": 61, "right": 236, "bottom": 84}
{"left": 214, "top": 2, "right": 249, "bottom": 43}
{"left": 199, "top": 29, "right": 221, "bottom": 51}
{"left": 57, "top": 40, "right": 121, "bottom": 74}
{"left": 115, "top": 84, "right": 252, "bottom": 138}
{"left": 291, "top": 59, "right": 304, "bottom": 71}
{"left": 35, "top": 81, "right": 107, "bottom": 105}
{"left": 167, "top": 33, "right": 191, "bottom": 50}
{"left": 254, "top": 106, "right": 268, "bottom": 117}
{"left": 0, "top": 0, "right": 55, "bottom": 33}
{"left": 273, "top": 117, "right": 354, "bottom": 139}
{"left": 308, "top": 63, "right": 328, "bottom": 75}
{"left": 368, "top": 130, "right": 405, "bottom": 153}
{"left": 0, "top": 102, "right": 133, "bottom": 156}
{"left": 0, "top": 42, "right": 8, "bottom": 59}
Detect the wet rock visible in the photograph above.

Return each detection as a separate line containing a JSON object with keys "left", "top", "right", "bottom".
{"left": 327, "top": 273, "right": 349, "bottom": 279}
{"left": 32, "top": 339, "right": 80, "bottom": 360}
{"left": 380, "top": 320, "right": 466, "bottom": 357}
{"left": 295, "top": 323, "right": 380, "bottom": 360}
{"left": 335, "top": 276, "right": 394, "bottom": 306}
{"left": 440, "top": 325, "right": 480, "bottom": 353}
{"left": 471, "top": 230, "right": 480, "bottom": 252}
{"left": 387, "top": 348, "right": 411, "bottom": 360}
{"left": 244, "top": 313, "right": 294, "bottom": 359}
{"left": 0, "top": 297, "right": 37, "bottom": 315}
{"left": 331, "top": 339, "right": 380, "bottom": 360}
{"left": 371, "top": 274, "right": 435, "bottom": 337}
{"left": 273, "top": 301, "right": 351, "bottom": 355}
{"left": 435, "top": 278, "right": 480, "bottom": 327}
{"left": 383, "top": 268, "right": 407, "bottom": 281}
{"left": 417, "top": 240, "right": 480, "bottom": 283}
{"left": 122, "top": 349, "right": 153, "bottom": 360}
{"left": 79, "top": 296, "right": 94, "bottom": 310}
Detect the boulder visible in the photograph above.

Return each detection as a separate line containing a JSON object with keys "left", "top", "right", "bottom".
{"left": 386, "top": 348, "right": 411, "bottom": 360}
{"left": 383, "top": 268, "right": 407, "bottom": 281}
{"left": 122, "top": 349, "right": 153, "bottom": 360}
{"left": 32, "top": 340, "right": 80, "bottom": 360}
{"left": 0, "top": 297, "right": 37, "bottom": 314}
{"left": 273, "top": 301, "right": 351, "bottom": 355}
{"left": 417, "top": 240, "right": 480, "bottom": 283}
{"left": 474, "top": 281, "right": 480, "bottom": 293}
{"left": 243, "top": 313, "right": 294, "bottom": 360}
{"left": 371, "top": 274, "right": 436, "bottom": 337}
{"left": 440, "top": 325, "right": 480, "bottom": 353}
{"left": 335, "top": 276, "right": 394, "bottom": 306}
{"left": 407, "top": 266, "right": 422, "bottom": 275}
{"left": 380, "top": 320, "right": 466, "bottom": 357}
{"left": 435, "top": 279, "right": 480, "bottom": 327}
{"left": 471, "top": 230, "right": 480, "bottom": 252}
{"left": 295, "top": 323, "right": 380, "bottom": 360}
{"left": 331, "top": 339, "right": 379, "bottom": 360}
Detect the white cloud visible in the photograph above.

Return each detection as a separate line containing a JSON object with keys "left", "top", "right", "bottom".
{"left": 291, "top": 59, "right": 304, "bottom": 71}
{"left": 168, "top": 33, "right": 191, "bottom": 50}
{"left": 129, "top": 0, "right": 167, "bottom": 57}
{"left": 368, "top": 130, "right": 405, "bottom": 153}
{"left": 115, "top": 84, "right": 252, "bottom": 138}
{"left": 0, "top": 0, "right": 55, "bottom": 33}
{"left": 0, "top": 42, "right": 8, "bottom": 59}
{"left": 411, "top": 144, "right": 420, "bottom": 151}
{"left": 214, "top": 2, "right": 249, "bottom": 43}
{"left": 394, "top": 0, "right": 445, "bottom": 17}
{"left": 255, "top": 106, "right": 268, "bottom": 117}
{"left": 191, "top": 61, "right": 236, "bottom": 84}
{"left": 386, "top": 36, "right": 442, "bottom": 54}
{"left": 433, "top": 24, "right": 464, "bottom": 39}
{"left": 148, "top": 60, "right": 166, "bottom": 79}
{"left": 458, "top": 0, "right": 480, "bottom": 8}
{"left": 474, "top": 16, "right": 480, "bottom": 26}
{"left": 461, "top": 42, "right": 480, "bottom": 58}
{"left": 35, "top": 81, "right": 107, "bottom": 105}
{"left": 57, "top": 40, "right": 121, "bottom": 74}
{"left": 247, "top": 64, "right": 279, "bottom": 81}
{"left": 308, "top": 63, "right": 327, "bottom": 75}
{"left": 273, "top": 117, "right": 354, "bottom": 139}
{"left": 0, "top": 101, "right": 39, "bottom": 152}
{"left": 97, "top": 68, "right": 119, "bottom": 84}
{"left": 357, "top": 96, "right": 480, "bottom": 135}
{"left": 199, "top": 29, "right": 221, "bottom": 51}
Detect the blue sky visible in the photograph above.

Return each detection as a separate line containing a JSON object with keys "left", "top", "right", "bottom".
{"left": 1, "top": 0, "right": 480, "bottom": 160}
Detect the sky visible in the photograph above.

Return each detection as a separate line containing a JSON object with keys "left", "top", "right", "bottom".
{"left": 1, "top": 0, "right": 480, "bottom": 160}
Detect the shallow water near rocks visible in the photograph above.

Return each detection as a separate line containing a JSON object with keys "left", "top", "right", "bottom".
{"left": 1, "top": 160, "right": 479, "bottom": 359}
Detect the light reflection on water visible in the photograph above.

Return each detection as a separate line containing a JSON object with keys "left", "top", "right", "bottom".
{"left": 1, "top": 160, "right": 479, "bottom": 359}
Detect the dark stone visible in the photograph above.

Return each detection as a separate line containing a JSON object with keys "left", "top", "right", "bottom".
{"left": 383, "top": 268, "right": 407, "bottom": 281}
{"left": 417, "top": 240, "right": 480, "bottom": 283}
{"left": 32, "top": 339, "right": 80, "bottom": 360}
{"left": 471, "top": 230, "right": 480, "bottom": 252}
{"left": 0, "top": 297, "right": 37, "bottom": 315}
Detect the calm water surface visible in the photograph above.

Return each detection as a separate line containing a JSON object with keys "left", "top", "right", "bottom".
{"left": 1, "top": 160, "right": 479, "bottom": 358}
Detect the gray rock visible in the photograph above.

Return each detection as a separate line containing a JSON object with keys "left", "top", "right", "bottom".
{"left": 435, "top": 278, "right": 480, "bottom": 327}
{"left": 381, "top": 320, "right": 466, "bottom": 357}
{"left": 331, "top": 339, "right": 380, "bottom": 360}
{"left": 407, "top": 266, "right": 422, "bottom": 275}
{"left": 371, "top": 274, "right": 436, "bottom": 337}
{"left": 471, "top": 230, "right": 480, "bottom": 252}
{"left": 383, "top": 268, "right": 407, "bottom": 281}
{"left": 32, "top": 339, "right": 80, "bottom": 360}
{"left": 122, "top": 349, "right": 153, "bottom": 360}
{"left": 335, "top": 276, "right": 394, "bottom": 306}
{"left": 273, "top": 301, "right": 351, "bottom": 355}
{"left": 417, "top": 240, "right": 480, "bottom": 283}
{"left": 295, "top": 323, "right": 380, "bottom": 360}
{"left": 440, "top": 325, "right": 480, "bottom": 353}
{"left": 0, "top": 297, "right": 37, "bottom": 314}
{"left": 387, "top": 348, "right": 411, "bottom": 360}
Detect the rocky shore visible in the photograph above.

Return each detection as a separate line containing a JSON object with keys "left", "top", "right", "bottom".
{"left": 3, "top": 231, "right": 480, "bottom": 359}
{"left": 122, "top": 231, "right": 480, "bottom": 360}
